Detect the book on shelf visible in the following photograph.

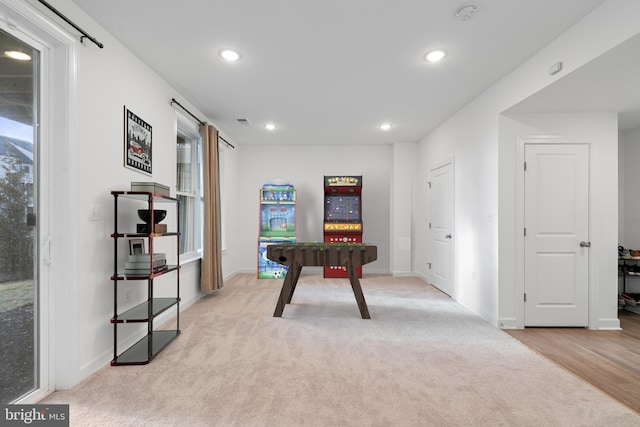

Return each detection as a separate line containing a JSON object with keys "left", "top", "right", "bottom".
{"left": 130, "top": 181, "right": 170, "bottom": 197}
{"left": 125, "top": 259, "right": 167, "bottom": 270}
{"left": 128, "top": 253, "right": 166, "bottom": 262}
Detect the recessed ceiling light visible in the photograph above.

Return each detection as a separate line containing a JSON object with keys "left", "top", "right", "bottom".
{"left": 379, "top": 123, "right": 392, "bottom": 131}
{"left": 4, "top": 50, "right": 31, "bottom": 61}
{"left": 425, "top": 49, "right": 447, "bottom": 62}
{"left": 219, "top": 49, "right": 240, "bottom": 62}
{"left": 264, "top": 123, "right": 276, "bottom": 131}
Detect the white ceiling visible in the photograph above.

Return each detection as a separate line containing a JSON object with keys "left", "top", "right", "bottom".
{"left": 70, "top": 0, "right": 608, "bottom": 145}
{"left": 506, "top": 32, "right": 640, "bottom": 131}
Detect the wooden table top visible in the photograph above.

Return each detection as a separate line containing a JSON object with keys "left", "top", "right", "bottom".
{"left": 266, "top": 243, "right": 377, "bottom": 267}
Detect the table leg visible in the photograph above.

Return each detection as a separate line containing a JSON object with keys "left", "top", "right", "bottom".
{"left": 274, "top": 261, "right": 301, "bottom": 317}
{"left": 346, "top": 260, "right": 370, "bottom": 319}
{"left": 286, "top": 263, "right": 303, "bottom": 303}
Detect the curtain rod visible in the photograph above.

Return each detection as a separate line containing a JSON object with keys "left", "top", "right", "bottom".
{"left": 36, "top": 0, "right": 104, "bottom": 48}
{"left": 219, "top": 136, "right": 235, "bottom": 149}
{"left": 171, "top": 98, "right": 235, "bottom": 149}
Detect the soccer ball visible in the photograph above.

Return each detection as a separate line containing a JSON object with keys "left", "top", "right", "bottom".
{"left": 272, "top": 270, "right": 283, "bottom": 279}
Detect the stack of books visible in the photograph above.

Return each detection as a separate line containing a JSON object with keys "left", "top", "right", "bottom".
{"left": 124, "top": 253, "right": 168, "bottom": 276}
{"left": 131, "top": 182, "right": 170, "bottom": 197}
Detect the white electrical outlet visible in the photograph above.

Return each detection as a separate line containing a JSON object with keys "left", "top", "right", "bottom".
{"left": 89, "top": 205, "right": 102, "bottom": 221}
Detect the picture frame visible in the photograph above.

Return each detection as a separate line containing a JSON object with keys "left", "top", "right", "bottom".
{"left": 124, "top": 107, "right": 152, "bottom": 175}
{"left": 129, "top": 239, "right": 145, "bottom": 255}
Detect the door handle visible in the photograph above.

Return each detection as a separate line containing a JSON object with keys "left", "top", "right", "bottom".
{"left": 445, "top": 234, "right": 452, "bottom": 239}
{"left": 580, "top": 241, "right": 591, "bottom": 248}
{"left": 44, "top": 236, "right": 53, "bottom": 265}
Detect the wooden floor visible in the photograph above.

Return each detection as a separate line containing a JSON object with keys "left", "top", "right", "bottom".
{"left": 506, "top": 310, "right": 640, "bottom": 415}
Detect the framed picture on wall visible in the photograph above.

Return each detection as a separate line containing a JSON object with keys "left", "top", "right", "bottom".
{"left": 124, "top": 106, "right": 152, "bottom": 175}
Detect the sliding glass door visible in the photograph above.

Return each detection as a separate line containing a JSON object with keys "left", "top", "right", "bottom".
{"left": 0, "top": 28, "right": 39, "bottom": 404}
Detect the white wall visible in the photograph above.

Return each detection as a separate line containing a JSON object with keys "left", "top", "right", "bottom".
{"left": 391, "top": 143, "right": 417, "bottom": 276}
{"left": 619, "top": 130, "right": 626, "bottom": 246}
{"left": 220, "top": 143, "right": 242, "bottom": 279}
{"left": 231, "top": 144, "right": 392, "bottom": 275}
{"left": 620, "top": 126, "right": 640, "bottom": 248}
{"left": 414, "top": 100, "right": 499, "bottom": 323}
{"left": 414, "top": 0, "right": 640, "bottom": 326}
{"left": 619, "top": 126, "right": 640, "bottom": 296}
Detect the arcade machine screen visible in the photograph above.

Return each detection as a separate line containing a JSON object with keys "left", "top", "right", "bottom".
{"left": 325, "top": 195, "right": 361, "bottom": 222}
{"left": 260, "top": 204, "right": 297, "bottom": 237}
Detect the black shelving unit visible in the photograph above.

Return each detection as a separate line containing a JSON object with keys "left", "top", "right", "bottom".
{"left": 618, "top": 257, "right": 640, "bottom": 314}
{"left": 110, "top": 191, "right": 181, "bottom": 365}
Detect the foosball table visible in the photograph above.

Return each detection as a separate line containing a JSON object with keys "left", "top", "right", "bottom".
{"left": 266, "top": 242, "right": 377, "bottom": 319}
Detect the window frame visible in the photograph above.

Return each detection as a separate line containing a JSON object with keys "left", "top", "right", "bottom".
{"left": 175, "top": 114, "right": 203, "bottom": 262}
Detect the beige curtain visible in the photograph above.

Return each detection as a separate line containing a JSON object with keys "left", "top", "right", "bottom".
{"left": 200, "top": 124, "right": 223, "bottom": 292}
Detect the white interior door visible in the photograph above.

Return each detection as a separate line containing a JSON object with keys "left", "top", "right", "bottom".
{"left": 524, "top": 144, "right": 589, "bottom": 327}
{"left": 430, "top": 161, "right": 454, "bottom": 296}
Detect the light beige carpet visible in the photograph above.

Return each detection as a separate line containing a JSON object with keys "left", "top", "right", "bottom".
{"left": 42, "top": 274, "right": 639, "bottom": 426}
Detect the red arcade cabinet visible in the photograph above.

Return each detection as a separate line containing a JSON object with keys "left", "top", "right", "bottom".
{"left": 323, "top": 175, "right": 363, "bottom": 278}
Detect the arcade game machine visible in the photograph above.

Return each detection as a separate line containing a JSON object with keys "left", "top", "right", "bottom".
{"left": 257, "top": 179, "right": 297, "bottom": 279}
{"left": 323, "top": 175, "right": 363, "bottom": 278}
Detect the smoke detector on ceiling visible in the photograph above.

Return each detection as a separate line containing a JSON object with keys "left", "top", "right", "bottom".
{"left": 456, "top": 5, "right": 478, "bottom": 21}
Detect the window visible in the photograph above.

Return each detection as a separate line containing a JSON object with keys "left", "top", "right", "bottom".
{"left": 176, "top": 121, "right": 203, "bottom": 259}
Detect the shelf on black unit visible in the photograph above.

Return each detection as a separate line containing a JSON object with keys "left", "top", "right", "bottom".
{"left": 111, "top": 190, "right": 179, "bottom": 203}
{"left": 111, "top": 298, "right": 180, "bottom": 323}
{"left": 625, "top": 305, "right": 640, "bottom": 314}
{"left": 111, "top": 330, "right": 180, "bottom": 365}
{"left": 111, "top": 265, "right": 180, "bottom": 281}
{"left": 111, "top": 232, "right": 180, "bottom": 238}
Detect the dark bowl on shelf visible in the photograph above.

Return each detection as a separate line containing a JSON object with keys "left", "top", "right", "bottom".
{"left": 137, "top": 209, "right": 167, "bottom": 224}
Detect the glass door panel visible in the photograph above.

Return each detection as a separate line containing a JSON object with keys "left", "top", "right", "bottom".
{"left": 0, "top": 28, "right": 38, "bottom": 403}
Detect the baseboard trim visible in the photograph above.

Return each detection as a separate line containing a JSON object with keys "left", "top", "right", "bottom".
{"left": 415, "top": 272, "right": 429, "bottom": 284}
{"left": 593, "top": 317, "right": 621, "bottom": 330}
{"left": 391, "top": 271, "right": 417, "bottom": 277}
{"left": 498, "top": 318, "right": 520, "bottom": 329}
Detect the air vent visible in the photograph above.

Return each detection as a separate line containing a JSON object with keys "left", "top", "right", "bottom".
{"left": 456, "top": 5, "right": 478, "bottom": 21}
{"left": 236, "top": 118, "right": 251, "bottom": 125}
